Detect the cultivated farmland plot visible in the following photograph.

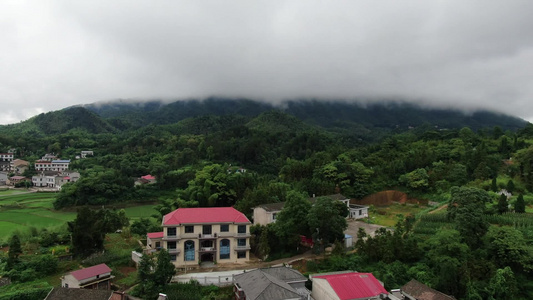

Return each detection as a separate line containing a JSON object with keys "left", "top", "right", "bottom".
{"left": 0, "top": 190, "right": 159, "bottom": 242}
{"left": 0, "top": 191, "right": 75, "bottom": 242}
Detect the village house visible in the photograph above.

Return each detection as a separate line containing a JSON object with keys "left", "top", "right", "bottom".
{"left": 310, "top": 271, "right": 398, "bottom": 300}
{"left": 391, "top": 279, "right": 455, "bottom": 300}
{"left": 0, "top": 171, "right": 8, "bottom": 186}
{"left": 253, "top": 194, "right": 369, "bottom": 226}
{"left": 32, "top": 171, "right": 59, "bottom": 188}
{"left": 147, "top": 207, "right": 251, "bottom": 270}
{"left": 41, "top": 153, "right": 58, "bottom": 161}
{"left": 35, "top": 159, "right": 71, "bottom": 172}
{"left": 146, "top": 231, "right": 164, "bottom": 253}
{"left": 233, "top": 266, "right": 311, "bottom": 300}
{"left": 0, "top": 152, "right": 14, "bottom": 162}
{"left": 134, "top": 174, "right": 157, "bottom": 185}
{"left": 32, "top": 170, "right": 80, "bottom": 189}
{"left": 61, "top": 263, "right": 114, "bottom": 290}
{"left": 0, "top": 152, "right": 14, "bottom": 172}
{"left": 8, "top": 175, "right": 28, "bottom": 186}
{"left": 80, "top": 150, "right": 94, "bottom": 158}
{"left": 11, "top": 159, "right": 29, "bottom": 175}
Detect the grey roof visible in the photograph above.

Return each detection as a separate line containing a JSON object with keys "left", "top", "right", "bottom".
{"left": 45, "top": 287, "right": 112, "bottom": 300}
{"left": 234, "top": 268, "right": 302, "bottom": 300}
{"left": 257, "top": 202, "right": 285, "bottom": 212}
{"left": 261, "top": 266, "right": 307, "bottom": 282}
{"left": 401, "top": 279, "right": 456, "bottom": 300}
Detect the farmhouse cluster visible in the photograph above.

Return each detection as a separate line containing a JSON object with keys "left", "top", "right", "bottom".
{"left": 0, "top": 151, "right": 89, "bottom": 189}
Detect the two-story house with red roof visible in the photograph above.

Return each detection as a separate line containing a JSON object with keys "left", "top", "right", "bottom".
{"left": 61, "top": 263, "right": 114, "bottom": 290}
{"left": 148, "top": 207, "right": 251, "bottom": 269}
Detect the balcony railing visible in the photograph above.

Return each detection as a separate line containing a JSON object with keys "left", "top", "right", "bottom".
{"left": 199, "top": 246, "right": 217, "bottom": 252}
{"left": 236, "top": 232, "right": 250, "bottom": 237}
{"left": 234, "top": 245, "right": 251, "bottom": 251}
{"left": 168, "top": 248, "right": 181, "bottom": 254}
{"left": 162, "top": 235, "right": 180, "bottom": 241}
{"left": 199, "top": 233, "right": 217, "bottom": 239}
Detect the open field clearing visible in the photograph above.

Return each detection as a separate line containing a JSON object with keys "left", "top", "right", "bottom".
{"left": 0, "top": 191, "right": 158, "bottom": 241}
{"left": 0, "top": 192, "right": 73, "bottom": 241}
{"left": 122, "top": 204, "right": 158, "bottom": 220}
{"left": 0, "top": 189, "right": 32, "bottom": 196}
{"left": 368, "top": 203, "right": 428, "bottom": 227}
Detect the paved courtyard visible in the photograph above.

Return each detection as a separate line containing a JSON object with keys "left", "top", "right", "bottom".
{"left": 344, "top": 219, "right": 388, "bottom": 240}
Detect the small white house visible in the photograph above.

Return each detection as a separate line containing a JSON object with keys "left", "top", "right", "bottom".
{"left": 61, "top": 263, "right": 114, "bottom": 290}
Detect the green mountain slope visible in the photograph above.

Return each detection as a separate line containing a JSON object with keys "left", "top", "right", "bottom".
{"left": 85, "top": 98, "right": 528, "bottom": 134}
{"left": 0, "top": 106, "right": 117, "bottom": 136}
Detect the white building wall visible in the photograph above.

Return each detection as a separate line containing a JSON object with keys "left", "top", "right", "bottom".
{"left": 311, "top": 278, "right": 341, "bottom": 300}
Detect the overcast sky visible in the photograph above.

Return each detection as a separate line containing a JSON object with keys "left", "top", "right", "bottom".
{"left": 2, "top": 1, "right": 533, "bottom": 125}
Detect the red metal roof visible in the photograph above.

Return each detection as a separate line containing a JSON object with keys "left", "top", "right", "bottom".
{"left": 141, "top": 174, "right": 156, "bottom": 180}
{"left": 70, "top": 263, "right": 112, "bottom": 281}
{"left": 147, "top": 231, "right": 164, "bottom": 239}
{"left": 163, "top": 207, "right": 250, "bottom": 225}
{"left": 313, "top": 272, "right": 388, "bottom": 300}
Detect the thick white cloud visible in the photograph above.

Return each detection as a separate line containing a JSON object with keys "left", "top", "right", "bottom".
{"left": 1, "top": 1, "right": 533, "bottom": 125}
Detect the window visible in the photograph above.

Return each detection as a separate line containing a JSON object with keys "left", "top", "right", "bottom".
{"left": 203, "top": 225, "right": 212, "bottom": 235}
{"left": 167, "top": 227, "right": 176, "bottom": 236}
{"left": 238, "top": 225, "right": 246, "bottom": 234}
{"left": 220, "top": 239, "right": 230, "bottom": 259}
{"left": 167, "top": 241, "right": 176, "bottom": 250}
{"left": 64, "top": 284, "right": 68, "bottom": 288}
{"left": 238, "top": 239, "right": 246, "bottom": 247}
{"left": 220, "top": 224, "right": 229, "bottom": 232}
{"left": 185, "top": 240, "right": 195, "bottom": 261}
{"left": 237, "top": 251, "right": 246, "bottom": 259}
{"left": 185, "top": 226, "right": 194, "bottom": 233}
{"left": 272, "top": 213, "right": 277, "bottom": 220}
{"left": 359, "top": 210, "right": 362, "bottom": 216}
{"left": 155, "top": 242, "right": 161, "bottom": 248}
{"left": 170, "top": 255, "right": 176, "bottom": 261}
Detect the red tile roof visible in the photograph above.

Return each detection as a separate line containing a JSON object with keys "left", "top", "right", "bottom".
{"left": 313, "top": 272, "right": 388, "bottom": 300}
{"left": 163, "top": 207, "right": 250, "bottom": 225}
{"left": 147, "top": 231, "right": 164, "bottom": 239}
{"left": 70, "top": 263, "right": 112, "bottom": 281}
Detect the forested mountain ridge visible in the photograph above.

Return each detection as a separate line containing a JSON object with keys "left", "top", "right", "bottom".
{"left": 0, "top": 106, "right": 117, "bottom": 136}
{"left": 85, "top": 98, "right": 527, "bottom": 133}
{"left": 0, "top": 98, "right": 527, "bottom": 138}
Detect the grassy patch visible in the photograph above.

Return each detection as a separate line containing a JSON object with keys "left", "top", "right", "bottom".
{"left": 123, "top": 205, "right": 158, "bottom": 220}
{"left": 116, "top": 269, "right": 138, "bottom": 287}
{"left": 368, "top": 203, "right": 427, "bottom": 227}
{"left": 0, "top": 192, "right": 74, "bottom": 241}
{"left": 0, "top": 189, "right": 29, "bottom": 196}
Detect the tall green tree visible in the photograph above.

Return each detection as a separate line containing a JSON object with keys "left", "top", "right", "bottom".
{"left": 153, "top": 249, "right": 176, "bottom": 286}
{"left": 7, "top": 234, "right": 22, "bottom": 268}
{"left": 507, "top": 180, "right": 515, "bottom": 193}
{"left": 497, "top": 193, "right": 509, "bottom": 215}
{"left": 274, "top": 191, "right": 312, "bottom": 249}
{"left": 307, "top": 196, "right": 347, "bottom": 247}
{"left": 447, "top": 187, "right": 490, "bottom": 248}
{"left": 488, "top": 267, "right": 518, "bottom": 300}
{"left": 515, "top": 194, "right": 526, "bottom": 213}
{"left": 491, "top": 178, "right": 498, "bottom": 192}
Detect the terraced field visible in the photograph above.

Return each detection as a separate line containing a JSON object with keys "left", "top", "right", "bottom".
{"left": 0, "top": 191, "right": 74, "bottom": 242}
{"left": 0, "top": 189, "right": 158, "bottom": 242}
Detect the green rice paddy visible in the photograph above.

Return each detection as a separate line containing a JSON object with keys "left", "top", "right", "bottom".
{"left": 0, "top": 191, "right": 74, "bottom": 241}
{"left": 0, "top": 189, "right": 157, "bottom": 242}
